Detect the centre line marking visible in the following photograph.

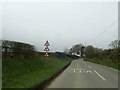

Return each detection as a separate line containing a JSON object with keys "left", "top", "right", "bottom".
{"left": 88, "top": 65, "right": 92, "bottom": 68}
{"left": 94, "top": 70, "right": 106, "bottom": 80}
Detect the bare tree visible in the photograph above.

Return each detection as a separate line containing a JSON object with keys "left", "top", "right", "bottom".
{"left": 109, "top": 40, "right": 119, "bottom": 49}
{"left": 64, "top": 47, "right": 69, "bottom": 54}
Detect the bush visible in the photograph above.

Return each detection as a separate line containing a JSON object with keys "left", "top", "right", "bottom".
{"left": 2, "top": 40, "right": 36, "bottom": 59}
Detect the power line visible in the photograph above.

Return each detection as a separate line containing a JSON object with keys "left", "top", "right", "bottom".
{"left": 87, "top": 17, "right": 119, "bottom": 44}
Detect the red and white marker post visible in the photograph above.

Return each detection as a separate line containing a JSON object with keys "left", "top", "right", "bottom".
{"left": 44, "top": 40, "right": 50, "bottom": 57}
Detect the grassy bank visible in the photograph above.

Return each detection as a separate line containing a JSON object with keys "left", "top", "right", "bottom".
{"left": 84, "top": 58, "right": 119, "bottom": 70}
{"left": 2, "top": 57, "right": 73, "bottom": 88}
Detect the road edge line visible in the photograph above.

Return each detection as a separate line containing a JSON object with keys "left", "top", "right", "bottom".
{"left": 94, "top": 70, "right": 106, "bottom": 80}
{"left": 86, "top": 61, "right": 119, "bottom": 72}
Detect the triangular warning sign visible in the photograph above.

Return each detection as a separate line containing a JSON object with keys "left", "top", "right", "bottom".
{"left": 44, "top": 41, "right": 50, "bottom": 46}
{"left": 44, "top": 48, "right": 50, "bottom": 51}
{"left": 44, "top": 53, "right": 49, "bottom": 57}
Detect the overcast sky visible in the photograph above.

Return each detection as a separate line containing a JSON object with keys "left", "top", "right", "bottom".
{"left": 2, "top": 2, "right": 118, "bottom": 52}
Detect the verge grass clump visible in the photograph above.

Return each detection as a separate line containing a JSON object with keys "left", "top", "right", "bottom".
{"left": 2, "top": 57, "right": 73, "bottom": 88}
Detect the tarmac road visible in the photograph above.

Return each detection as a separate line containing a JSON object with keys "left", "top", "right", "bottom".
{"left": 46, "top": 59, "right": 119, "bottom": 88}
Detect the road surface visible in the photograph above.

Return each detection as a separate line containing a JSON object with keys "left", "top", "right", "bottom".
{"left": 46, "top": 59, "right": 119, "bottom": 88}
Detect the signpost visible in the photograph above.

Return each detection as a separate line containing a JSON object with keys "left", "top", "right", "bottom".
{"left": 44, "top": 40, "right": 50, "bottom": 56}
{"left": 44, "top": 41, "right": 50, "bottom": 64}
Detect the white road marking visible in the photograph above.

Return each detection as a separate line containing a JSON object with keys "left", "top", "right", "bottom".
{"left": 80, "top": 70, "right": 81, "bottom": 72}
{"left": 94, "top": 70, "right": 106, "bottom": 80}
{"left": 74, "top": 69, "right": 75, "bottom": 72}
{"left": 87, "top": 70, "right": 92, "bottom": 73}
{"left": 87, "top": 61, "right": 119, "bottom": 72}
{"left": 88, "top": 65, "right": 92, "bottom": 68}
{"left": 102, "top": 65, "right": 119, "bottom": 72}
{"left": 89, "top": 71, "right": 92, "bottom": 73}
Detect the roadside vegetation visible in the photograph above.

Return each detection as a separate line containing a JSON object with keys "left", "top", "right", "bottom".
{"left": 2, "top": 39, "right": 119, "bottom": 88}
{"left": 84, "top": 58, "right": 119, "bottom": 70}
{"left": 68, "top": 40, "right": 120, "bottom": 70}
{"left": 3, "top": 57, "right": 72, "bottom": 88}
{"left": 2, "top": 40, "right": 75, "bottom": 88}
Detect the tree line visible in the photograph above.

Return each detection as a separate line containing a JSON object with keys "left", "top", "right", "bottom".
{"left": 2, "top": 40, "right": 37, "bottom": 59}
{"left": 2, "top": 40, "right": 79, "bottom": 59}
{"left": 2, "top": 39, "right": 120, "bottom": 62}
{"left": 65, "top": 40, "right": 120, "bottom": 64}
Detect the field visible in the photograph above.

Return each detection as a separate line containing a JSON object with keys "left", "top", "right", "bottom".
{"left": 2, "top": 57, "right": 73, "bottom": 88}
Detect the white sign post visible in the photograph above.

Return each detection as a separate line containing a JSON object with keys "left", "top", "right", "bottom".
{"left": 44, "top": 41, "right": 50, "bottom": 64}
{"left": 44, "top": 41, "right": 50, "bottom": 56}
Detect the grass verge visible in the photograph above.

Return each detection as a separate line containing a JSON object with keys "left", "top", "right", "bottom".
{"left": 2, "top": 57, "right": 73, "bottom": 88}
{"left": 84, "top": 58, "right": 119, "bottom": 70}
